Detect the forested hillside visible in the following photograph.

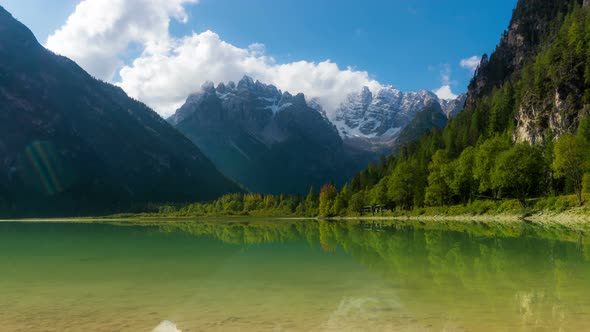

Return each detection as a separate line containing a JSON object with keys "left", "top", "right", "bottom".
{"left": 315, "top": 0, "right": 590, "bottom": 215}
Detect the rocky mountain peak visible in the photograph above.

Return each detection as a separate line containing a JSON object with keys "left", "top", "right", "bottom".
{"left": 201, "top": 81, "right": 216, "bottom": 94}
{"left": 237, "top": 75, "right": 255, "bottom": 89}
{"left": 216, "top": 82, "right": 227, "bottom": 94}
{"left": 375, "top": 86, "right": 402, "bottom": 102}
{"left": 359, "top": 86, "right": 373, "bottom": 102}
{"left": 291, "top": 93, "right": 307, "bottom": 107}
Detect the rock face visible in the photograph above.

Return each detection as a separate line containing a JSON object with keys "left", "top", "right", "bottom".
{"left": 513, "top": 89, "right": 582, "bottom": 144}
{"left": 169, "top": 77, "right": 371, "bottom": 194}
{"left": 0, "top": 6, "right": 240, "bottom": 217}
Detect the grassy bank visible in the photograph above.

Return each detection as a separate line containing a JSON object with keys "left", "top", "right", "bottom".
{"left": 333, "top": 194, "right": 590, "bottom": 223}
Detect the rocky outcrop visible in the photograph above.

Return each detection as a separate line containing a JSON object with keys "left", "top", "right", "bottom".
{"left": 513, "top": 89, "right": 585, "bottom": 144}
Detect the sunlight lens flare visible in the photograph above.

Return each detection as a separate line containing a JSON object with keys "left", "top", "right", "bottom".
{"left": 20, "top": 141, "right": 66, "bottom": 195}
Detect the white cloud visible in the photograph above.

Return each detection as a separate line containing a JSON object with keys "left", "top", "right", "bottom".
{"left": 45, "top": 0, "right": 382, "bottom": 118}
{"left": 434, "top": 85, "right": 457, "bottom": 100}
{"left": 460, "top": 55, "right": 481, "bottom": 73}
{"left": 116, "top": 30, "right": 382, "bottom": 117}
{"left": 46, "top": 0, "right": 198, "bottom": 81}
{"left": 434, "top": 64, "right": 458, "bottom": 100}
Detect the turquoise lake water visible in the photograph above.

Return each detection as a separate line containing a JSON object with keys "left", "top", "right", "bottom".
{"left": 1, "top": 219, "right": 589, "bottom": 331}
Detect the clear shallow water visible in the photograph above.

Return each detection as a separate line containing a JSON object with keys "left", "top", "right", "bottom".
{"left": 1, "top": 219, "right": 590, "bottom": 331}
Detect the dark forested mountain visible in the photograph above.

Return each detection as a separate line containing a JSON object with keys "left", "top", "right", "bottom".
{"left": 316, "top": 0, "right": 590, "bottom": 215}
{"left": 0, "top": 6, "right": 240, "bottom": 217}
{"left": 169, "top": 77, "right": 372, "bottom": 194}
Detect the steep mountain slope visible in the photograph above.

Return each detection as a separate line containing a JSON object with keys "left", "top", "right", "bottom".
{"left": 467, "top": 0, "right": 581, "bottom": 106}
{"left": 0, "top": 6, "right": 240, "bottom": 217}
{"left": 169, "top": 77, "right": 371, "bottom": 194}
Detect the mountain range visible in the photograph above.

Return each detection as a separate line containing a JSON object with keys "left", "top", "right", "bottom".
{"left": 167, "top": 77, "right": 465, "bottom": 193}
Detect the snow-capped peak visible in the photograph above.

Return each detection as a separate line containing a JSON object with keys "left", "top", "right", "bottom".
{"left": 332, "top": 86, "right": 465, "bottom": 139}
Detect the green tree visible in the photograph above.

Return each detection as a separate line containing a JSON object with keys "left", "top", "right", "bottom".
{"left": 388, "top": 160, "right": 417, "bottom": 210}
{"left": 492, "top": 144, "right": 544, "bottom": 207}
{"left": 348, "top": 191, "right": 366, "bottom": 214}
{"left": 243, "top": 193, "right": 262, "bottom": 211}
{"left": 425, "top": 150, "right": 453, "bottom": 206}
{"left": 451, "top": 146, "right": 477, "bottom": 205}
{"left": 332, "top": 194, "right": 347, "bottom": 216}
{"left": 369, "top": 179, "right": 388, "bottom": 206}
{"left": 553, "top": 134, "right": 589, "bottom": 205}
{"left": 305, "top": 187, "right": 319, "bottom": 216}
{"left": 474, "top": 136, "right": 511, "bottom": 197}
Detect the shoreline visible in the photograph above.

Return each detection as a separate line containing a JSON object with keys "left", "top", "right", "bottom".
{"left": 2, "top": 211, "right": 590, "bottom": 225}
{"left": 331, "top": 211, "right": 590, "bottom": 226}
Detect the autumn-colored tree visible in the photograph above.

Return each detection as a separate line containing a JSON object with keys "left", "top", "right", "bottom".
{"left": 319, "top": 184, "right": 338, "bottom": 217}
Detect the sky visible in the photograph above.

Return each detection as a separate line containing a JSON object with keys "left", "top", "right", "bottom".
{"left": 0, "top": 0, "right": 518, "bottom": 117}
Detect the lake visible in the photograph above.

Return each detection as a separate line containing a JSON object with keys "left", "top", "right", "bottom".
{"left": 1, "top": 219, "right": 589, "bottom": 331}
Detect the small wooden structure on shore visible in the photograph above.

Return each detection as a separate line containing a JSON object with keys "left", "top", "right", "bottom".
{"left": 359, "top": 204, "right": 389, "bottom": 215}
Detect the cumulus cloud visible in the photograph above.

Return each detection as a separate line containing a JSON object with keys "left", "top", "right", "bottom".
{"left": 434, "top": 85, "right": 458, "bottom": 100}
{"left": 460, "top": 55, "right": 481, "bottom": 73}
{"left": 46, "top": 0, "right": 199, "bottom": 81}
{"left": 44, "top": 0, "right": 382, "bottom": 117}
{"left": 117, "top": 31, "right": 381, "bottom": 116}
{"left": 434, "top": 64, "right": 458, "bottom": 100}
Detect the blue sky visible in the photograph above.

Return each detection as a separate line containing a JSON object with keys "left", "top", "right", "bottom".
{"left": 0, "top": 0, "right": 518, "bottom": 115}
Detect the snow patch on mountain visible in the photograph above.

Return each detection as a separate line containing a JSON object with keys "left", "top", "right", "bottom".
{"left": 332, "top": 86, "right": 466, "bottom": 139}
